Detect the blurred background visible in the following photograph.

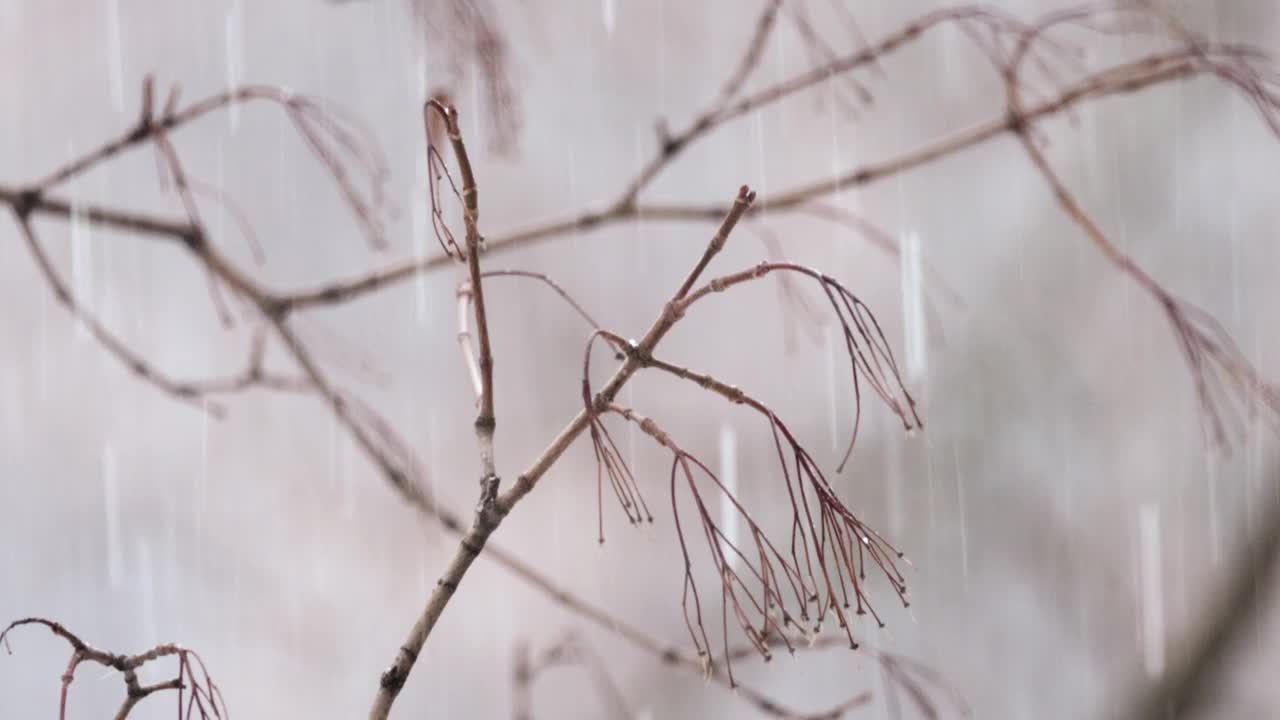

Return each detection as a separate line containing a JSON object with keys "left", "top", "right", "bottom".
{"left": 2, "top": 1, "right": 1279, "bottom": 717}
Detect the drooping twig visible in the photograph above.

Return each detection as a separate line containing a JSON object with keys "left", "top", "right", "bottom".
{"left": 716, "top": 1, "right": 784, "bottom": 107}
{"left": 566, "top": 247, "right": 920, "bottom": 685}
{"left": 0, "top": 618, "right": 227, "bottom": 720}
{"left": 485, "top": 540, "right": 866, "bottom": 720}
{"left": 671, "top": 261, "right": 922, "bottom": 470}
{"left": 457, "top": 268, "right": 622, "bottom": 403}
{"left": 369, "top": 185, "right": 756, "bottom": 719}
{"left": 1003, "top": 6, "right": 1280, "bottom": 447}
{"left": 10, "top": 209, "right": 224, "bottom": 416}
{"left": 596, "top": 389, "right": 910, "bottom": 688}
{"left": 17, "top": 78, "right": 389, "bottom": 250}
{"left": 744, "top": 221, "right": 828, "bottom": 352}
{"left": 511, "top": 632, "right": 635, "bottom": 720}
{"left": 409, "top": 0, "right": 520, "bottom": 154}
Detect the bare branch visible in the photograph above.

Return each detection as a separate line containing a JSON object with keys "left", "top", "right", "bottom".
{"left": 426, "top": 99, "right": 501, "bottom": 513}
{"left": 7, "top": 209, "right": 264, "bottom": 417}
{"left": 1003, "top": 6, "right": 1280, "bottom": 445}
{"left": 717, "top": 1, "right": 783, "bottom": 106}
{"left": 1, "top": 618, "right": 226, "bottom": 720}
{"left": 674, "top": 260, "right": 922, "bottom": 469}
{"left": 513, "top": 632, "right": 635, "bottom": 720}
{"left": 369, "top": 185, "right": 756, "bottom": 718}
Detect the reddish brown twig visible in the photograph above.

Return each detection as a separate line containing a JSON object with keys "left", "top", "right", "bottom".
{"left": 672, "top": 261, "right": 922, "bottom": 471}
{"left": 717, "top": 1, "right": 783, "bottom": 106}
{"left": 25, "top": 77, "right": 388, "bottom": 251}
{"left": 1002, "top": 5, "right": 1280, "bottom": 447}
{"left": 370, "top": 186, "right": 756, "bottom": 718}
{"left": 488, "top": 540, "right": 868, "bottom": 720}
{"left": 512, "top": 632, "right": 634, "bottom": 720}
{"left": 795, "top": 202, "right": 965, "bottom": 312}
{"left": 1, "top": 618, "right": 227, "bottom": 720}
{"left": 569, "top": 247, "right": 919, "bottom": 685}
{"left": 410, "top": 0, "right": 519, "bottom": 154}
{"left": 877, "top": 650, "right": 973, "bottom": 720}
{"left": 781, "top": 1, "right": 874, "bottom": 118}
{"left": 744, "top": 221, "right": 828, "bottom": 352}
{"left": 480, "top": 270, "right": 610, "bottom": 333}
{"left": 457, "top": 269, "right": 622, "bottom": 402}
{"left": 425, "top": 99, "right": 501, "bottom": 512}
{"left": 597, "top": 392, "right": 909, "bottom": 688}
{"left": 9, "top": 207, "right": 303, "bottom": 415}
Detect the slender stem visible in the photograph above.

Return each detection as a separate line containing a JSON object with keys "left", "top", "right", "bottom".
{"left": 270, "top": 51, "right": 1202, "bottom": 313}
{"left": 428, "top": 99, "right": 500, "bottom": 501}
{"left": 368, "top": 186, "right": 755, "bottom": 719}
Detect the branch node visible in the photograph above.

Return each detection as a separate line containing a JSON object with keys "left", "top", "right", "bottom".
{"left": 380, "top": 665, "right": 408, "bottom": 692}
{"left": 11, "top": 189, "right": 39, "bottom": 219}
{"left": 477, "top": 473, "right": 501, "bottom": 511}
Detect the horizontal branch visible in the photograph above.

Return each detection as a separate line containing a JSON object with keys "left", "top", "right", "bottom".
{"left": 277, "top": 48, "right": 1210, "bottom": 312}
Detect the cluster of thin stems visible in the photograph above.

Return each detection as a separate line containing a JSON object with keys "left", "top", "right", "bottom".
{"left": 579, "top": 261, "right": 921, "bottom": 686}
{"left": 998, "top": 4, "right": 1280, "bottom": 447}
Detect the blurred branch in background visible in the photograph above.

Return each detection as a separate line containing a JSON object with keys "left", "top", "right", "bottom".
{"left": 510, "top": 629, "right": 976, "bottom": 720}
{"left": 1122, "top": 461, "right": 1280, "bottom": 720}
{"left": 512, "top": 632, "right": 636, "bottom": 720}
{"left": 408, "top": 0, "right": 519, "bottom": 154}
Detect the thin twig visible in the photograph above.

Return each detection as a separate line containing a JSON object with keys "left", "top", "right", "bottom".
{"left": 514, "top": 632, "right": 635, "bottom": 720}
{"left": 716, "top": 1, "right": 784, "bottom": 106}
{"left": 9, "top": 208, "right": 234, "bottom": 417}
{"left": 0, "top": 618, "right": 226, "bottom": 720}
{"left": 369, "top": 185, "right": 756, "bottom": 719}
{"left": 426, "top": 99, "right": 501, "bottom": 509}
{"left": 270, "top": 38, "right": 1236, "bottom": 313}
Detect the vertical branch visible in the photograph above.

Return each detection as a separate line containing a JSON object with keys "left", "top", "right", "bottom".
{"left": 673, "top": 185, "right": 756, "bottom": 302}
{"left": 426, "top": 99, "right": 500, "bottom": 504}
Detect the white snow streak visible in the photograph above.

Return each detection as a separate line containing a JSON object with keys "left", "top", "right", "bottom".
{"left": 1138, "top": 503, "right": 1165, "bottom": 678}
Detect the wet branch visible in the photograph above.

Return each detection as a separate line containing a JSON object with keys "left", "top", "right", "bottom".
{"left": 0, "top": 618, "right": 226, "bottom": 720}
{"left": 425, "top": 99, "right": 502, "bottom": 508}
{"left": 368, "top": 185, "right": 756, "bottom": 718}
{"left": 265, "top": 7, "right": 1248, "bottom": 313}
{"left": 7, "top": 75, "right": 821, "bottom": 720}
{"left": 1002, "top": 7, "right": 1280, "bottom": 447}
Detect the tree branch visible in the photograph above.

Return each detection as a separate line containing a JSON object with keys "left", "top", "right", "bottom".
{"left": 368, "top": 185, "right": 755, "bottom": 718}
{"left": 0, "top": 619, "right": 226, "bottom": 720}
